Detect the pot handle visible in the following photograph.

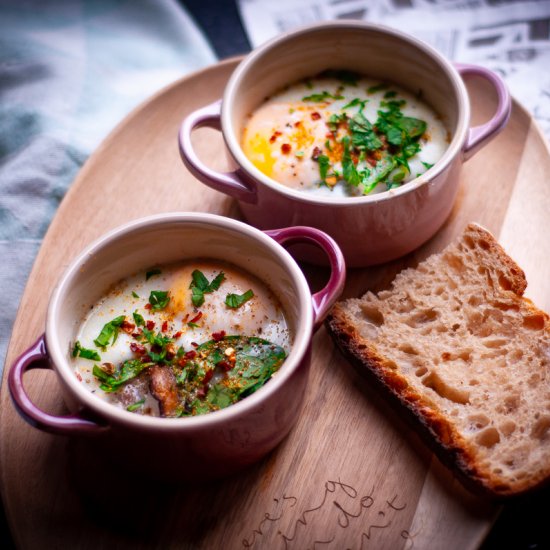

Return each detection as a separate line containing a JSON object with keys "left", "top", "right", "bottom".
{"left": 8, "top": 334, "right": 107, "bottom": 435}
{"left": 456, "top": 63, "right": 511, "bottom": 161}
{"left": 178, "top": 99, "right": 257, "bottom": 204}
{"left": 265, "top": 227, "right": 346, "bottom": 331}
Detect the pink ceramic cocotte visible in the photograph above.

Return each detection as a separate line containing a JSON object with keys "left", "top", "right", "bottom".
{"left": 9, "top": 213, "right": 345, "bottom": 479}
{"left": 179, "top": 21, "right": 511, "bottom": 267}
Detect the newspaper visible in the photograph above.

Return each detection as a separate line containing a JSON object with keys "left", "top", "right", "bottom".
{"left": 237, "top": 0, "right": 550, "bottom": 139}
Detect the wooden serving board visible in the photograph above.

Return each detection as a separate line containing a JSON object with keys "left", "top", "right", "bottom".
{"left": 1, "top": 58, "right": 549, "bottom": 549}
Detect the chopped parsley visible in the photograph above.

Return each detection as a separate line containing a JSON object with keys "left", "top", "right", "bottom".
{"left": 319, "top": 69, "right": 360, "bottom": 86}
{"left": 133, "top": 311, "right": 145, "bottom": 327}
{"left": 148, "top": 290, "right": 170, "bottom": 311}
{"left": 367, "top": 82, "right": 389, "bottom": 94}
{"left": 145, "top": 268, "right": 161, "bottom": 280}
{"left": 317, "top": 155, "right": 330, "bottom": 182}
{"left": 127, "top": 399, "right": 145, "bottom": 412}
{"left": 190, "top": 270, "right": 225, "bottom": 307}
{"left": 305, "top": 84, "right": 429, "bottom": 194}
{"left": 342, "top": 98, "right": 368, "bottom": 111}
{"left": 94, "top": 315, "right": 126, "bottom": 349}
{"left": 93, "top": 360, "right": 153, "bottom": 392}
{"left": 72, "top": 341, "right": 101, "bottom": 361}
{"left": 302, "top": 90, "right": 344, "bottom": 102}
{"left": 225, "top": 289, "right": 254, "bottom": 309}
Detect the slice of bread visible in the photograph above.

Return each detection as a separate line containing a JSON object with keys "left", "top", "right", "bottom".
{"left": 327, "top": 223, "right": 550, "bottom": 498}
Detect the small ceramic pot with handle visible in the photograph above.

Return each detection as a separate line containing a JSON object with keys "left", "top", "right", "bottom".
{"left": 179, "top": 21, "right": 511, "bottom": 267}
{"left": 9, "top": 212, "right": 345, "bottom": 479}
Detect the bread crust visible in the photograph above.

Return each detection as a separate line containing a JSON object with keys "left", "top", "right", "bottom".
{"left": 326, "top": 223, "right": 550, "bottom": 499}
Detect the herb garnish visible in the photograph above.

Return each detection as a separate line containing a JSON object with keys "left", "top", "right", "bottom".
{"left": 302, "top": 90, "right": 344, "bottom": 102}
{"left": 127, "top": 399, "right": 145, "bottom": 412}
{"left": 225, "top": 289, "right": 254, "bottom": 309}
{"left": 189, "top": 270, "right": 225, "bottom": 307}
{"left": 133, "top": 311, "right": 145, "bottom": 327}
{"left": 94, "top": 315, "right": 126, "bottom": 349}
{"left": 367, "top": 82, "right": 389, "bottom": 94}
{"left": 309, "top": 85, "right": 428, "bottom": 194}
{"left": 348, "top": 111, "right": 382, "bottom": 151}
{"left": 145, "top": 268, "right": 161, "bottom": 280}
{"left": 317, "top": 155, "right": 330, "bottom": 182}
{"left": 320, "top": 69, "right": 360, "bottom": 86}
{"left": 148, "top": 290, "right": 170, "bottom": 311}
{"left": 72, "top": 341, "right": 101, "bottom": 361}
{"left": 342, "top": 98, "right": 368, "bottom": 111}
{"left": 93, "top": 360, "right": 153, "bottom": 392}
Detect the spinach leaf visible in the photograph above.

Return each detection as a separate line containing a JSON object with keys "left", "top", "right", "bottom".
{"left": 194, "top": 335, "right": 287, "bottom": 411}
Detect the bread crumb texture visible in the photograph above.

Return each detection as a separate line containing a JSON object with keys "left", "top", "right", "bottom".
{"left": 328, "top": 223, "right": 550, "bottom": 497}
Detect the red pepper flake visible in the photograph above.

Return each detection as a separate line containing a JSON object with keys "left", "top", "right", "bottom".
{"left": 311, "top": 111, "right": 321, "bottom": 121}
{"left": 217, "top": 360, "right": 233, "bottom": 372}
{"left": 212, "top": 330, "right": 226, "bottom": 342}
{"left": 130, "top": 342, "right": 146, "bottom": 355}
{"left": 269, "top": 131, "right": 282, "bottom": 143}
{"left": 202, "top": 369, "right": 214, "bottom": 385}
{"left": 294, "top": 121, "right": 302, "bottom": 127}
{"left": 311, "top": 146, "right": 322, "bottom": 160}
{"left": 281, "top": 143, "right": 292, "bottom": 154}
{"left": 185, "top": 350, "right": 197, "bottom": 360}
{"left": 189, "top": 311, "right": 203, "bottom": 324}
{"left": 120, "top": 320, "right": 136, "bottom": 334}
{"left": 144, "top": 303, "right": 152, "bottom": 310}
{"left": 191, "top": 341, "right": 199, "bottom": 348}
{"left": 146, "top": 320, "right": 155, "bottom": 330}
{"left": 161, "top": 320, "right": 169, "bottom": 333}
{"left": 173, "top": 331, "right": 182, "bottom": 339}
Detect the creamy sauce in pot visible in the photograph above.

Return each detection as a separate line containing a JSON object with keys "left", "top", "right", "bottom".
{"left": 242, "top": 71, "right": 449, "bottom": 197}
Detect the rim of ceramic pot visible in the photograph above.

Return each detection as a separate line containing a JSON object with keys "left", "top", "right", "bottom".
{"left": 222, "top": 20, "right": 470, "bottom": 206}
{"left": 46, "top": 212, "right": 314, "bottom": 431}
